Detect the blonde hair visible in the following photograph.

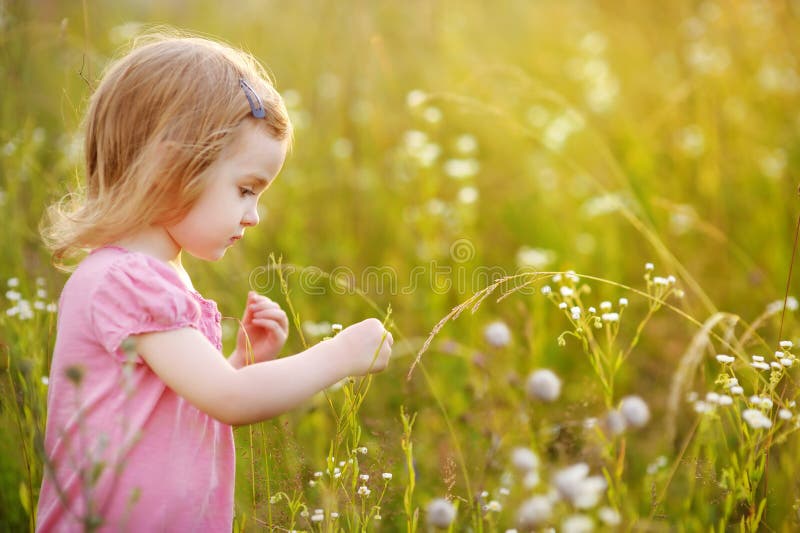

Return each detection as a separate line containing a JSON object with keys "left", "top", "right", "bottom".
{"left": 41, "top": 30, "right": 292, "bottom": 271}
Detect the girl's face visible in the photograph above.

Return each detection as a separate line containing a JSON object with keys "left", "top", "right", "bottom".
{"left": 166, "top": 122, "right": 287, "bottom": 261}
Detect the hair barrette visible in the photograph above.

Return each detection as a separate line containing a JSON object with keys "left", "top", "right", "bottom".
{"left": 239, "top": 78, "right": 266, "bottom": 119}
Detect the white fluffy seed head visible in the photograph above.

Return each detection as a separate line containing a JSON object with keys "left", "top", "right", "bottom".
{"left": 526, "top": 369, "right": 562, "bottom": 402}
{"left": 619, "top": 396, "right": 650, "bottom": 428}
{"left": 484, "top": 320, "right": 512, "bottom": 348}
{"left": 562, "top": 514, "right": 595, "bottom": 533}
{"left": 516, "top": 496, "right": 552, "bottom": 529}
{"left": 554, "top": 463, "right": 607, "bottom": 509}
{"left": 510, "top": 447, "right": 540, "bottom": 473}
{"left": 605, "top": 409, "right": 627, "bottom": 435}
{"left": 426, "top": 498, "right": 457, "bottom": 529}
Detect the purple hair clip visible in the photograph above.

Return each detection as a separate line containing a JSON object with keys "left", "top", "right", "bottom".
{"left": 239, "top": 78, "right": 266, "bottom": 119}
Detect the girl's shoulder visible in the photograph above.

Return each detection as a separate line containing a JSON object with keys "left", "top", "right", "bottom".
{"left": 68, "top": 245, "right": 187, "bottom": 295}
{"left": 59, "top": 247, "right": 216, "bottom": 365}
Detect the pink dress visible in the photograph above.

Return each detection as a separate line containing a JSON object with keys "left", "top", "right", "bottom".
{"left": 36, "top": 246, "right": 235, "bottom": 532}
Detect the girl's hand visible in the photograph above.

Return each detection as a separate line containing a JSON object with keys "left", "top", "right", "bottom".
{"left": 234, "top": 291, "right": 289, "bottom": 365}
{"left": 331, "top": 318, "right": 393, "bottom": 376}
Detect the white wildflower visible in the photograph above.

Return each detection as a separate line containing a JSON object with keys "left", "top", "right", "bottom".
{"left": 541, "top": 285, "right": 552, "bottom": 295}
{"left": 751, "top": 361, "right": 770, "bottom": 371}
{"left": 601, "top": 312, "right": 620, "bottom": 323}
{"left": 485, "top": 500, "right": 502, "bottom": 512}
{"left": 779, "top": 409, "right": 792, "bottom": 420}
{"left": 41, "top": 376, "right": 49, "bottom": 386}
{"left": 357, "top": 485, "right": 371, "bottom": 496}
{"left": 780, "top": 340, "right": 793, "bottom": 349}
{"left": 359, "top": 474, "right": 369, "bottom": 482}
{"left": 694, "top": 400, "right": 713, "bottom": 413}
{"left": 526, "top": 369, "right": 562, "bottom": 402}
{"left": 599, "top": 301, "right": 612, "bottom": 311}
{"left": 715, "top": 354, "right": 735, "bottom": 364}
{"left": 382, "top": 472, "right": 392, "bottom": 480}
{"left": 730, "top": 386, "right": 744, "bottom": 395}
{"left": 645, "top": 262, "right": 654, "bottom": 271}
{"left": 717, "top": 395, "right": 733, "bottom": 406}
{"left": 618, "top": 297, "right": 628, "bottom": 306}
{"left": 781, "top": 358, "right": 793, "bottom": 367}
{"left": 742, "top": 409, "right": 772, "bottom": 429}
{"left": 560, "top": 286, "right": 574, "bottom": 297}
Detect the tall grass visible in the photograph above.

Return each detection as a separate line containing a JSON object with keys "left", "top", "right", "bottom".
{"left": 2, "top": 0, "right": 800, "bottom": 530}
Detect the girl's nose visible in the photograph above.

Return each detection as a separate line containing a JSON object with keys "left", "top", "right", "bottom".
{"left": 242, "top": 206, "right": 259, "bottom": 227}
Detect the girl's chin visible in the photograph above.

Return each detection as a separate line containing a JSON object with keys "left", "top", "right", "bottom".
{"left": 186, "top": 246, "right": 228, "bottom": 262}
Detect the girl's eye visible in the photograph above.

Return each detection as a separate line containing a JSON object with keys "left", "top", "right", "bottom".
{"left": 239, "top": 187, "right": 256, "bottom": 197}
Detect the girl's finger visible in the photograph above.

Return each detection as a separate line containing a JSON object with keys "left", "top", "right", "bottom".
{"left": 253, "top": 319, "right": 288, "bottom": 341}
{"left": 253, "top": 309, "right": 288, "bottom": 329}
{"left": 251, "top": 300, "right": 281, "bottom": 312}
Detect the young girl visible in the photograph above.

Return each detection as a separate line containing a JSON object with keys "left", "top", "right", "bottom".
{"left": 36, "top": 33, "right": 393, "bottom": 532}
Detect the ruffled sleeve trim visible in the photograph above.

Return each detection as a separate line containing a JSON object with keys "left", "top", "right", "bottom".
{"left": 89, "top": 253, "right": 202, "bottom": 364}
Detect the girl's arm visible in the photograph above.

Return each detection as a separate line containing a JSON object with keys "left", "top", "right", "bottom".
{"left": 132, "top": 318, "right": 391, "bottom": 426}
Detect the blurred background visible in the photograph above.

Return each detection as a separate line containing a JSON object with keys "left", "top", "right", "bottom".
{"left": 2, "top": 0, "right": 800, "bottom": 530}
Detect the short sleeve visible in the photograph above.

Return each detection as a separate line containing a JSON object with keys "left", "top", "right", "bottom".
{"left": 90, "top": 254, "right": 202, "bottom": 363}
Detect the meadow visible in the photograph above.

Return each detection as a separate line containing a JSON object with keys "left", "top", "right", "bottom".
{"left": 2, "top": 0, "right": 800, "bottom": 530}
